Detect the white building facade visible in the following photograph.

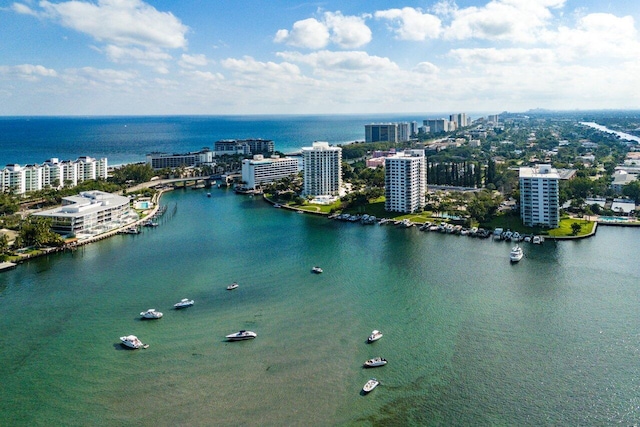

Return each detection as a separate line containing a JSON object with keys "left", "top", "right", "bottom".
{"left": 519, "top": 164, "right": 560, "bottom": 228}
{"left": 302, "top": 142, "right": 342, "bottom": 197}
{"left": 241, "top": 155, "right": 299, "bottom": 189}
{"left": 0, "top": 157, "right": 107, "bottom": 195}
{"left": 34, "top": 190, "right": 133, "bottom": 236}
{"left": 384, "top": 150, "right": 427, "bottom": 213}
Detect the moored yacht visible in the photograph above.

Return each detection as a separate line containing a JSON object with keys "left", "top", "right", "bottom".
{"left": 225, "top": 330, "right": 257, "bottom": 341}
{"left": 174, "top": 298, "right": 194, "bottom": 309}
{"left": 120, "top": 335, "right": 148, "bottom": 349}
{"left": 362, "top": 378, "right": 379, "bottom": 393}
{"left": 364, "top": 357, "right": 387, "bottom": 368}
{"left": 367, "top": 330, "right": 383, "bottom": 343}
{"left": 312, "top": 266, "right": 323, "bottom": 274}
{"left": 226, "top": 282, "right": 239, "bottom": 290}
{"left": 139, "top": 309, "right": 163, "bottom": 319}
{"left": 510, "top": 245, "right": 524, "bottom": 262}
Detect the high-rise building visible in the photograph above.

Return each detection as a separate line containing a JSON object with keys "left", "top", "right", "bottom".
{"left": 365, "top": 124, "right": 398, "bottom": 143}
{"left": 423, "top": 119, "right": 452, "bottom": 133}
{"left": 397, "top": 122, "right": 411, "bottom": 142}
{"left": 384, "top": 150, "right": 426, "bottom": 213}
{"left": 519, "top": 164, "right": 560, "bottom": 228}
{"left": 302, "top": 141, "right": 342, "bottom": 197}
{"left": 241, "top": 155, "right": 299, "bottom": 189}
{"left": 449, "top": 113, "right": 468, "bottom": 129}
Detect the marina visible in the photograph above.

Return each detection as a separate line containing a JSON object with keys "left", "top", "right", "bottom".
{"left": 2, "top": 188, "right": 640, "bottom": 425}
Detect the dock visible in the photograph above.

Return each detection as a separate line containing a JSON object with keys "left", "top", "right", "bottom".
{"left": 0, "top": 262, "right": 17, "bottom": 272}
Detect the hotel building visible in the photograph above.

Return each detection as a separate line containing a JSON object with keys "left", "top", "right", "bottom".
{"left": 519, "top": 164, "right": 560, "bottom": 228}
{"left": 34, "top": 190, "right": 134, "bottom": 237}
{"left": 241, "top": 155, "right": 299, "bottom": 189}
{"left": 384, "top": 150, "right": 426, "bottom": 213}
{"left": 146, "top": 150, "right": 214, "bottom": 170}
{"left": 1, "top": 157, "right": 107, "bottom": 195}
{"left": 302, "top": 142, "right": 342, "bottom": 197}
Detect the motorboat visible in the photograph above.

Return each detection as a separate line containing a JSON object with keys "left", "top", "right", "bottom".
{"left": 362, "top": 378, "right": 379, "bottom": 393}
{"left": 120, "top": 335, "right": 148, "bottom": 349}
{"left": 226, "top": 282, "right": 239, "bottom": 290}
{"left": 140, "top": 309, "right": 163, "bottom": 319}
{"left": 510, "top": 245, "right": 524, "bottom": 262}
{"left": 367, "top": 330, "right": 383, "bottom": 343}
{"left": 312, "top": 266, "right": 323, "bottom": 274}
{"left": 225, "top": 330, "right": 257, "bottom": 341}
{"left": 364, "top": 357, "right": 387, "bottom": 368}
{"left": 174, "top": 298, "right": 194, "bottom": 309}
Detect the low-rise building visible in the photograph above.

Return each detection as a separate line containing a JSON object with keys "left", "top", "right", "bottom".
{"left": 146, "top": 150, "right": 214, "bottom": 170}
{"left": 34, "top": 190, "right": 134, "bottom": 237}
{"left": 241, "top": 155, "right": 299, "bottom": 189}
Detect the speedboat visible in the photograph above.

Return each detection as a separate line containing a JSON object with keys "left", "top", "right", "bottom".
{"left": 226, "top": 282, "right": 239, "bottom": 290}
{"left": 312, "top": 266, "right": 323, "bottom": 274}
{"left": 139, "top": 309, "right": 163, "bottom": 319}
{"left": 174, "top": 298, "right": 194, "bottom": 309}
{"left": 510, "top": 245, "right": 524, "bottom": 262}
{"left": 367, "top": 330, "right": 383, "bottom": 343}
{"left": 362, "top": 378, "right": 379, "bottom": 393}
{"left": 225, "top": 330, "right": 257, "bottom": 341}
{"left": 120, "top": 335, "right": 148, "bottom": 349}
{"left": 364, "top": 357, "right": 387, "bottom": 368}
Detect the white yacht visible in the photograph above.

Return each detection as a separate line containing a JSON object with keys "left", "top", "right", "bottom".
{"left": 139, "top": 309, "right": 163, "bottom": 319}
{"left": 367, "top": 330, "right": 383, "bottom": 343}
{"left": 312, "top": 266, "right": 323, "bottom": 274}
{"left": 120, "top": 335, "right": 147, "bottom": 349}
{"left": 226, "top": 282, "right": 239, "bottom": 290}
{"left": 510, "top": 245, "right": 524, "bottom": 262}
{"left": 225, "top": 330, "right": 257, "bottom": 341}
{"left": 174, "top": 298, "right": 194, "bottom": 309}
{"left": 364, "top": 357, "right": 387, "bottom": 368}
{"left": 362, "top": 378, "right": 379, "bottom": 393}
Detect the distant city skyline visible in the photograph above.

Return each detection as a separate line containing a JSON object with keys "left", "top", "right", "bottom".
{"left": 1, "top": 0, "right": 639, "bottom": 116}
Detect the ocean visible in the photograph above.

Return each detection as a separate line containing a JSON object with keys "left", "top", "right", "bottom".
{"left": 0, "top": 114, "right": 430, "bottom": 166}
{"left": 1, "top": 117, "right": 640, "bottom": 425}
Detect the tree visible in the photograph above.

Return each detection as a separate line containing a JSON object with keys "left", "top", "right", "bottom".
{"left": 571, "top": 222, "right": 582, "bottom": 235}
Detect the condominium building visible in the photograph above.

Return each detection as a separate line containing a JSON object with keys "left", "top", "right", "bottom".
{"left": 423, "top": 119, "right": 454, "bottom": 134}
{"left": 519, "top": 164, "right": 560, "bottom": 228}
{"left": 449, "top": 113, "right": 469, "bottom": 129}
{"left": 34, "top": 190, "right": 134, "bottom": 236}
{"left": 384, "top": 150, "right": 426, "bottom": 213}
{"left": 1, "top": 157, "right": 107, "bottom": 195}
{"left": 214, "top": 139, "right": 274, "bottom": 156}
{"left": 302, "top": 142, "right": 342, "bottom": 197}
{"left": 146, "top": 150, "right": 214, "bottom": 170}
{"left": 241, "top": 155, "right": 299, "bottom": 189}
{"left": 365, "top": 124, "right": 398, "bottom": 143}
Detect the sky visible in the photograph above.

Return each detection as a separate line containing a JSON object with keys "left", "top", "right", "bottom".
{"left": 1, "top": 0, "right": 640, "bottom": 116}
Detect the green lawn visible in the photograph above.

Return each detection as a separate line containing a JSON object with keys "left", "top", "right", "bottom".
{"left": 548, "top": 217, "right": 595, "bottom": 237}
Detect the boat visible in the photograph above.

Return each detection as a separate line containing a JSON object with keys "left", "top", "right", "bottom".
{"left": 174, "top": 298, "right": 194, "bottom": 309}
{"left": 364, "top": 357, "right": 387, "bottom": 368}
{"left": 139, "top": 309, "right": 163, "bottom": 319}
{"left": 225, "top": 330, "right": 257, "bottom": 341}
{"left": 510, "top": 245, "right": 524, "bottom": 262}
{"left": 362, "top": 378, "right": 379, "bottom": 393}
{"left": 312, "top": 266, "right": 323, "bottom": 274}
{"left": 226, "top": 282, "right": 239, "bottom": 290}
{"left": 367, "top": 330, "right": 383, "bottom": 343}
{"left": 120, "top": 335, "right": 148, "bottom": 349}
{"left": 207, "top": 193, "right": 211, "bottom": 197}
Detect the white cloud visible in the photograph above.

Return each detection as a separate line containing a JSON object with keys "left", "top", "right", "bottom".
{"left": 178, "top": 54, "right": 208, "bottom": 68}
{"left": 11, "top": 2, "right": 39, "bottom": 16}
{"left": 277, "top": 50, "right": 398, "bottom": 73}
{"left": 274, "top": 18, "right": 330, "bottom": 49}
{"left": 374, "top": 7, "right": 442, "bottom": 41}
{"left": 443, "top": 0, "right": 566, "bottom": 43}
{"left": 324, "top": 12, "right": 371, "bottom": 48}
{"left": 105, "top": 45, "right": 172, "bottom": 73}
{"left": 183, "top": 70, "right": 224, "bottom": 82}
{"left": 0, "top": 64, "right": 58, "bottom": 81}
{"left": 449, "top": 47, "right": 556, "bottom": 64}
{"left": 413, "top": 62, "right": 439, "bottom": 74}
{"left": 274, "top": 12, "right": 371, "bottom": 49}
{"left": 64, "top": 67, "right": 138, "bottom": 86}
{"left": 37, "top": 0, "right": 188, "bottom": 49}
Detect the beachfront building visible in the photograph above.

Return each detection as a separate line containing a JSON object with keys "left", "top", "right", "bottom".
{"left": 519, "top": 164, "right": 560, "bottom": 228}
{"left": 214, "top": 139, "right": 274, "bottom": 156}
{"left": 365, "top": 124, "right": 398, "bottom": 143}
{"left": 302, "top": 142, "right": 342, "bottom": 197}
{"left": 34, "top": 190, "right": 134, "bottom": 237}
{"left": 1, "top": 157, "right": 107, "bottom": 195}
{"left": 423, "top": 119, "right": 455, "bottom": 134}
{"left": 146, "top": 150, "right": 214, "bottom": 170}
{"left": 384, "top": 150, "right": 427, "bottom": 213}
{"left": 241, "top": 155, "right": 299, "bottom": 189}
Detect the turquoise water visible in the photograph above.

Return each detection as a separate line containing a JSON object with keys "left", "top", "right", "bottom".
{"left": 2, "top": 189, "right": 640, "bottom": 425}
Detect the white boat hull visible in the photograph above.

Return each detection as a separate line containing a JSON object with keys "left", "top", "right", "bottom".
{"left": 363, "top": 379, "right": 379, "bottom": 393}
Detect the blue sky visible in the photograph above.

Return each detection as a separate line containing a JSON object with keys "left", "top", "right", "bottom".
{"left": 1, "top": 0, "right": 639, "bottom": 115}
